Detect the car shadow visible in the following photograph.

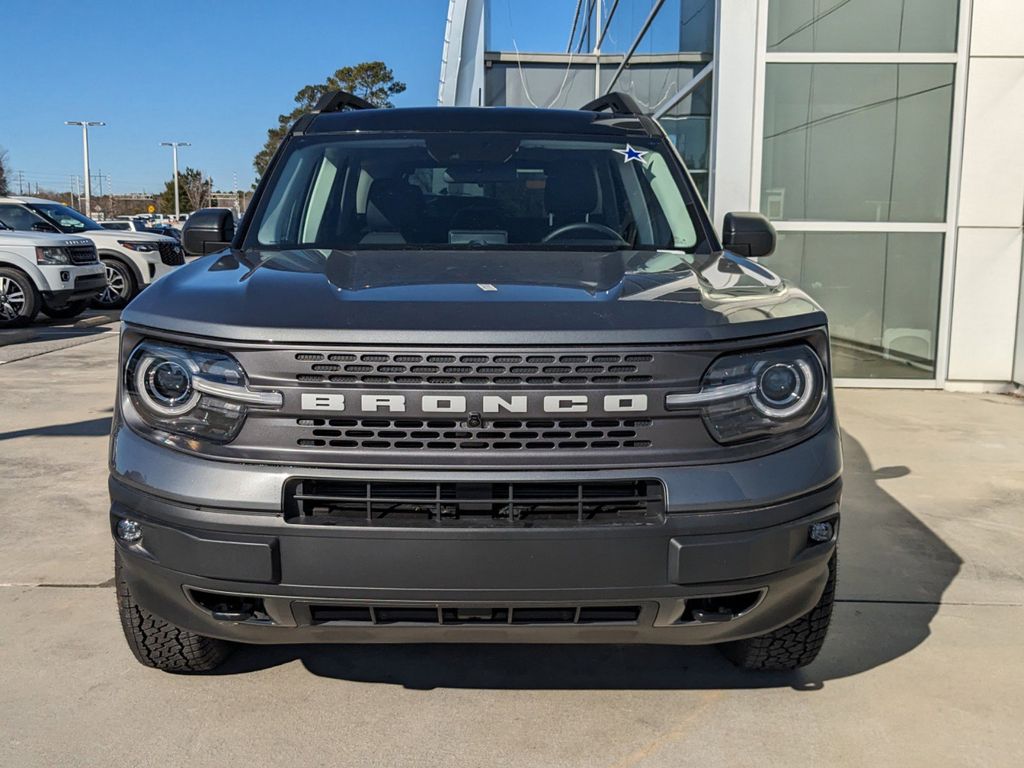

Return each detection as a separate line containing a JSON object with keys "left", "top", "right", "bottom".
{"left": 0, "top": 414, "right": 112, "bottom": 441}
{"left": 212, "top": 425, "right": 961, "bottom": 689}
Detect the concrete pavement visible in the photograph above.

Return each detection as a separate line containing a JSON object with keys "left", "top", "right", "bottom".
{"left": 1, "top": 334, "right": 1022, "bottom": 767}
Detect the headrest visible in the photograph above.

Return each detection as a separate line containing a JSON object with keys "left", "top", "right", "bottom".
{"left": 545, "top": 163, "right": 598, "bottom": 215}
{"left": 366, "top": 178, "right": 424, "bottom": 231}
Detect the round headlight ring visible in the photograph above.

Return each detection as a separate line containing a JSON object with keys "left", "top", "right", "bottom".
{"left": 751, "top": 357, "right": 818, "bottom": 419}
{"left": 134, "top": 354, "right": 201, "bottom": 416}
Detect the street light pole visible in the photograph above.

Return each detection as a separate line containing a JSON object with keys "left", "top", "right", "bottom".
{"left": 65, "top": 120, "right": 105, "bottom": 218}
{"left": 160, "top": 141, "right": 191, "bottom": 220}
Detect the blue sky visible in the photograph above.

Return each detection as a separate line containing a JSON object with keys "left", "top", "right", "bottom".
{"left": 1, "top": 0, "right": 449, "bottom": 195}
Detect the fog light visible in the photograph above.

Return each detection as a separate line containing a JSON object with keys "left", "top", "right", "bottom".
{"left": 809, "top": 521, "right": 834, "bottom": 543}
{"left": 116, "top": 518, "right": 143, "bottom": 543}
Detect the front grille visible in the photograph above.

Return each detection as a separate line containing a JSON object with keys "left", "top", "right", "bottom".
{"left": 306, "top": 604, "right": 642, "bottom": 626}
{"left": 283, "top": 478, "right": 664, "bottom": 526}
{"left": 68, "top": 244, "right": 98, "bottom": 264}
{"left": 157, "top": 241, "right": 184, "bottom": 266}
{"left": 294, "top": 417, "right": 654, "bottom": 451}
{"left": 292, "top": 350, "right": 656, "bottom": 387}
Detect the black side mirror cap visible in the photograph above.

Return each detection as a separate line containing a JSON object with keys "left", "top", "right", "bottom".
{"left": 182, "top": 208, "right": 235, "bottom": 257}
{"left": 31, "top": 221, "right": 60, "bottom": 234}
{"left": 722, "top": 212, "right": 776, "bottom": 259}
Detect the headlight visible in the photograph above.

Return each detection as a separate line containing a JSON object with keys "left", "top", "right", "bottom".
{"left": 125, "top": 341, "right": 282, "bottom": 443}
{"left": 118, "top": 240, "right": 159, "bottom": 252}
{"left": 666, "top": 345, "right": 826, "bottom": 444}
{"left": 36, "top": 247, "right": 70, "bottom": 265}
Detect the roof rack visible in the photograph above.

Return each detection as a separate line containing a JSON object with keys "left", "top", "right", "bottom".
{"left": 310, "top": 90, "right": 377, "bottom": 115}
{"left": 579, "top": 92, "right": 644, "bottom": 117}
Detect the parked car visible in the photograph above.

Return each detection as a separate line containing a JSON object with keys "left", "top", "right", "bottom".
{"left": 98, "top": 219, "right": 149, "bottom": 232}
{"left": 112, "top": 91, "right": 840, "bottom": 673}
{"left": 0, "top": 222, "right": 105, "bottom": 326}
{"left": 145, "top": 224, "right": 183, "bottom": 242}
{"left": 0, "top": 197, "right": 186, "bottom": 309}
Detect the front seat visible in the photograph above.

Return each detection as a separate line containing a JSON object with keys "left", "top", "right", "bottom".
{"left": 361, "top": 178, "right": 425, "bottom": 244}
{"left": 544, "top": 163, "right": 599, "bottom": 229}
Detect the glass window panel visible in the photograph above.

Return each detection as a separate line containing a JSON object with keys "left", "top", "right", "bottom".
{"left": 761, "top": 63, "right": 954, "bottom": 222}
{"left": 600, "top": 0, "right": 714, "bottom": 55}
{"left": 767, "top": 0, "right": 959, "bottom": 53}
{"left": 653, "top": 74, "right": 712, "bottom": 176}
{"left": 770, "top": 231, "right": 944, "bottom": 378}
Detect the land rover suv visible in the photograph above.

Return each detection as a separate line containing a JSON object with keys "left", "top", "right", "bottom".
{"left": 110, "top": 92, "right": 841, "bottom": 673}
{"left": 0, "top": 197, "right": 185, "bottom": 308}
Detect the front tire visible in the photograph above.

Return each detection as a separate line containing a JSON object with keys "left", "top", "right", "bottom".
{"left": 41, "top": 298, "right": 91, "bottom": 320}
{"left": 115, "top": 549, "right": 232, "bottom": 673}
{"left": 0, "top": 267, "right": 40, "bottom": 328}
{"left": 93, "top": 258, "right": 136, "bottom": 309}
{"left": 720, "top": 554, "right": 836, "bottom": 671}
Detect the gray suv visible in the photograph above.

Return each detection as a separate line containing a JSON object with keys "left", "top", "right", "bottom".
{"left": 110, "top": 92, "right": 841, "bottom": 673}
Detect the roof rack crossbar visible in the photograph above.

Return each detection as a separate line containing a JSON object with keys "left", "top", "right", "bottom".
{"left": 311, "top": 90, "right": 377, "bottom": 115}
{"left": 579, "top": 92, "right": 645, "bottom": 117}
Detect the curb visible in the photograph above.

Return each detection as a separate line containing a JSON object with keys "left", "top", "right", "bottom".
{"left": 75, "top": 314, "right": 118, "bottom": 329}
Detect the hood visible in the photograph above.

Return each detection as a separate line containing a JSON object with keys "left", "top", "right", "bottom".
{"left": 83, "top": 229, "right": 176, "bottom": 244}
{"left": 123, "top": 247, "right": 826, "bottom": 344}
{"left": 0, "top": 230, "right": 95, "bottom": 247}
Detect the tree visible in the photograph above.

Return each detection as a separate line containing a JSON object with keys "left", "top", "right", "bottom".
{"left": 157, "top": 167, "right": 211, "bottom": 214}
{"left": 0, "top": 147, "right": 10, "bottom": 196}
{"left": 253, "top": 61, "right": 406, "bottom": 177}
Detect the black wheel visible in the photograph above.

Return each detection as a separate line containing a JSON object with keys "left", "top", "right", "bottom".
{"left": 115, "top": 549, "right": 232, "bottom": 673}
{"left": 720, "top": 554, "right": 836, "bottom": 671}
{"left": 93, "top": 257, "right": 136, "bottom": 309}
{"left": 0, "top": 267, "right": 41, "bottom": 328}
{"left": 41, "top": 298, "right": 91, "bottom": 320}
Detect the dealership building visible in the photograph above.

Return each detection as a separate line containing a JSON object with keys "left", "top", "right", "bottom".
{"left": 438, "top": 0, "right": 1024, "bottom": 390}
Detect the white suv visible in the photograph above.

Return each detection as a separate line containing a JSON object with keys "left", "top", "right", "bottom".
{"left": 0, "top": 223, "right": 106, "bottom": 327}
{"left": 0, "top": 196, "right": 185, "bottom": 309}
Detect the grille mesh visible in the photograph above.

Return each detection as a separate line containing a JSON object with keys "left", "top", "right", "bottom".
{"left": 157, "top": 241, "right": 184, "bottom": 266}
{"left": 295, "top": 417, "right": 654, "bottom": 451}
{"left": 292, "top": 351, "right": 656, "bottom": 387}
{"left": 68, "top": 245, "right": 98, "bottom": 264}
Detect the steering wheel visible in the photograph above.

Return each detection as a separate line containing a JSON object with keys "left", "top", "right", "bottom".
{"left": 541, "top": 221, "right": 627, "bottom": 244}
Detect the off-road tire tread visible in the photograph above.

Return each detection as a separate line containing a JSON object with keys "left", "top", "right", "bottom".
{"left": 722, "top": 554, "right": 836, "bottom": 671}
{"left": 115, "top": 549, "right": 231, "bottom": 673}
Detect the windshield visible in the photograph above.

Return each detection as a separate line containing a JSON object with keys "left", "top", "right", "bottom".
{"left": 246, "top": 134, "right": 708, "bottom": 255}
{"left": 29, "top": 203, "right": 103, "bottom": 233}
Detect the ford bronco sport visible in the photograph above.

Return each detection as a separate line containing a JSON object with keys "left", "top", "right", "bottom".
{"left": 110, "top": 92, "right": 841, "bottom": 673}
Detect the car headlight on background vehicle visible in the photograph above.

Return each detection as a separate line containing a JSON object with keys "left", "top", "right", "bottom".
{"left": 125, "top": 341, "right": 282, "bottom": 443}
{"left": 118, "top": 240, "right": 159, "bottom": 252}
{"left": 666, "top": 345, "right": 826, "bottom": 444}
{"left": 35, "top": 247, "right": 71, "bottom": 265}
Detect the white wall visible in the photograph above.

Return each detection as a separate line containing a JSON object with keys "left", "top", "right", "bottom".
{"left": 946, "top": 0, "right": 1024, "bottom": 385}
{"left": 708, "top": 0, "right": 761, "bottom": 229}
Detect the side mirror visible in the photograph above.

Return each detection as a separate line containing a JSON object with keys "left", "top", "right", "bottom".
{"left": 182, "top": 208, "right": 235, "bottom": 257}
{"left": 722, "top": 212, "right": 776, "bottom": 259}
{"left": 31, "top": 221, "right": 60, "bottom": 233}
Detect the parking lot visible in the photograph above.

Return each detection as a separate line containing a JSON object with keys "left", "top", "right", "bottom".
{"left": 1, "top": 324, "right": 1022, "bottom": 768}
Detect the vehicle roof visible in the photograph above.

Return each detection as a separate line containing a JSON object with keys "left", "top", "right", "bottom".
{"left": 0, "top": 196, "right": 59, "bottom": 205}
{"left": 301, "top": 107, "right": 653, "bottom": 137}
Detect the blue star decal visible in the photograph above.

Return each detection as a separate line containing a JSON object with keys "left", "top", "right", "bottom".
{"left": 614, "top": 144, "right": 648, "bottom": 165}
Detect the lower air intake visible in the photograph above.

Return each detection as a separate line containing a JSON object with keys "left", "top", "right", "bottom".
{"left": 284, "top": 478, "right": 664, "bottom": 527}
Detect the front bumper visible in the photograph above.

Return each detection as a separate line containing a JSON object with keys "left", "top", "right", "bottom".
{"left": 109, "top": 421, "right": 842, "bottom": 646}
{"left": 38, "top": 265, "right": 105, "bottom": 303}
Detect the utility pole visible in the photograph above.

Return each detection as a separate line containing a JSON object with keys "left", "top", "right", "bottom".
{"left": 594, "top": 0, "right": 602, "bottom": 98}
{"left": 65, "top": 120, "right": 105, "bottom": 218}
{"left": 17, "top": 170, "right": 24, "bottom": 195}
{"left": 160, "top": 141, "right": 190, "bottom": 219}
